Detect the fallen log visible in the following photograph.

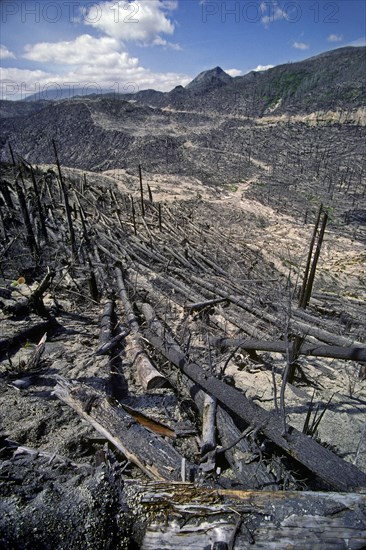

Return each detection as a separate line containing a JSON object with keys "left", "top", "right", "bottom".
{"left": 140, "top": 303, "right": 280, "bottom": 490}
{"left": 211, "top": 337, "right": 366, "bottom": 362}
{"left": 142, "top": 313, "right": 366, "bottom": 491}
{"left": 130, "top": 236, "right": 167, "bottom": 265}
{"left": 3, "top": 453, "right": 364, "bottom": 549}
{"left": 126, "top": 481, "right": 366, "bottom": 549}
{"left": 201, "top": 393, "right": 217, "bottom": 457}
{"left": 94, "top": 299, "right": 131, "bottom": 357}
{"left": 174, "top": 270, "right": 360, "bottom": 348}
{"left": 174, "top": 269, "right": 279, "bottom": 328}
{"left": 190, "top": 246, "right": 229, "bottom": 277}
{"left": 291, "top": 318, "right": 363, "bottom": 347}
{"left": 184, "top": 297, "right": 229, "bottom": 313}
{"left": 92, "top": 299, "right": 130, "bottom": 395}
{"left": 115, "top": 267, "right": 168, "bottom": 390}
{"left": 163, "top": 244, "right": 196, "bottom": 270}
{"left": 54, "top": 377, "right": 193, "bottom": 481}
{"left": 97, "top": 299, "right": 114, "bottom": 348}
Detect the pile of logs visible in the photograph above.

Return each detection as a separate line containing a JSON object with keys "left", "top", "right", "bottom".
{"left": 1, "top": 155, "right": 366, "bottom": 547}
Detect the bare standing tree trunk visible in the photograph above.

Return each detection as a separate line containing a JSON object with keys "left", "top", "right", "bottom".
{"left": 302, "top": 211, "right": 328, "bottom": 309}
{"left": 139, "top": 164, "right": 145, "bottom": 217}
{"left": 299, "top": 203, "right": 322, "bottom": 308}
{"left": 15, "top": 177, "right": 39, "bottom": 257}
{"left": 52, "top": 139, "right": 76, "bottom": 257}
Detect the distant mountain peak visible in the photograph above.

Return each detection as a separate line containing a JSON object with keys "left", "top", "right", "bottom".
{"left": 185, "top": 66, "right": 232, "bottom": 92}
{"left": 209, "top": 66, "right": 228, "bottom": 75}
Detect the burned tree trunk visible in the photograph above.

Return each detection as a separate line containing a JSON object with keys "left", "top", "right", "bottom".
{"left": 54, "top": 377, "right": 193, "bottom": 481}
{"left": 52, "top": 139, "right": 77, "bottom": 256}
{"left": 115, "top": 266, "right": 168, "bottom": 390}
{"left": 140, "top": 303, "right": 280, "bottom": 490}
{"left": 299, "top": 203, "right": 323, "bottom": 308}
{"left": 142, "top": 307, "right": 366, "bottom": 492}
{"left": 15, "top": 176, "right": 38, "bottom": 257}
{"left": 129, "top": 481, "right": 366, "bottom": 549}
{"left": 211, "top": 337, "right": 366, "bottom": 362}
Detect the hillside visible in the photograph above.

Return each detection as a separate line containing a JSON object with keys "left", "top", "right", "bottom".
{"left": 1, "top": 45, "right": 366, "bottom": 548}
{"left": 127, "top": 46, "right": 366, "bottom": 115}
{"left": 0, "top": 46, "right": 365, "bottom": 246}
{"left": 17, "top": 46, "right": 364, "bottom": 115}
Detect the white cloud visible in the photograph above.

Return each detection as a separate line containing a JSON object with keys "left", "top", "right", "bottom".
{"left": 327, "top": 34, "right": 343, "bottom": 42}
{"left": 261, "top": 1, "right": 289, "bottom": 26}
{"left": 24, "top": 35, "right": 139, "bottom": 68}
{"left": 225, "top": 68, "right": 242, "bottom": 77}
{"left": 151, "top": 36, "right": 182, "bottom": 50}
{"left": 0, "top": 67, "right": 56, "bottom": 100}
{"left": 3, "top": 1, "right": 188, "bottom": 101}
{"left": 1, "top": 47, "right": 191, "bottom": 100}
{"left": 0, "top": 45, "right": 16, "bottom": 59}
{"left": 253, "top": 64, "right": 274, "bottom": 72}
{"left": 84, "top": 0, "right": 178, "bottom": 46}
{"left": 19, "top": 32, "right": 190, "bottom": 92}
{"left": 293, "top": 41, "right": 309, "bottom": 50}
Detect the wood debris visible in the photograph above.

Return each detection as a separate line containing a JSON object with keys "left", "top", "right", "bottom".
{"left": 1, "top": 159, "right": 366, "bottom": 548}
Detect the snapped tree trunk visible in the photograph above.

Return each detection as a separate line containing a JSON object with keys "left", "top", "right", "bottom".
{"left": 140, "top": 303, "right": 280, "bottom": 490}
{"left": 126, "top": 481, "right": 366, "bottom": 550}
{"left": 54, "top": 377, "right": 194, "bottom": 481}
{"left": 115, "top": 267, "right": 168, "bottom": 390}
{"left": 142, "top": 309, "right": 366, "bottom": 492}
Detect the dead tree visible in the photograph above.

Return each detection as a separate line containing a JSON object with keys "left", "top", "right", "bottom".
{"left": 115, "top": 266, "right": 168, "bottom": 390}
{"left": 140, "top": 303, "right": 280, "bottom": 490}
{"left": 142, "top": 309, "right": 366, "bottom": 492}
{"left": 52, "top": 139, "right": 76, "bottom": 256}
{"left": 130, "top": 481, "right": 366, "bottom": 549}
{"left": 54, "top": 378, "right": 193, "bottom": 481}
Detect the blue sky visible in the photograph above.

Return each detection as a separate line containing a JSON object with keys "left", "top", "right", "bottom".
{"left": 1, "top": 0, "right": 365, "bottom": 99}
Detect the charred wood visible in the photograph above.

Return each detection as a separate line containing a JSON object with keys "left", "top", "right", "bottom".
{"left": 212, "top": 337, "right": 366, "bottom": 362}
{"left": 142, "top": 309, "right": 366, "bottom": 491}
{"left": 54, "top": 378, "right": 193, "bottom": 481}
{"left": 126, "top": 481, "right": 366, "bottom": 549}
{"left": 115, "top": 267, "right": 168, "bottom": 390}
{"left": 140, "top": 303, "right": 279, "bottom": 490}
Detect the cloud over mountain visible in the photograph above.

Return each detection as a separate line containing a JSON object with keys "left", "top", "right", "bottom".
{"left": 84, "top": 0, "right": 178, "bottom": 45}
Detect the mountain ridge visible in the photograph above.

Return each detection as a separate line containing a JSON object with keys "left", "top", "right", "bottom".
{"left": 9, "top": 45, "right": 365, "bottom": 113}
{"left": 0, "top": 46, "right": 365, "bottom": 185}
{"left": 185, "top": 66, "right": 232, "bottom": 92}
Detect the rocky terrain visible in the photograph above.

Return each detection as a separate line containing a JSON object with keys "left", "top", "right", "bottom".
{"left": 0, "top": 46, "right": 366, "bottom": 548}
